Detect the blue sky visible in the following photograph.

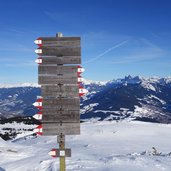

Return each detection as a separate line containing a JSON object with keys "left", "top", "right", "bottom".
{"left": 0, "top": 0, "right": 171, "bottom": 83}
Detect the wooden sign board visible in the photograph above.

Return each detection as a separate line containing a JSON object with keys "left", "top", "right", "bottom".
{"left": 38, "top": 46, "right": 81, "bottom": 56}
{"left": 43, "top": 105, "right": 79, "bottom": 111}
{"left": 42, "top": 98, "right": 80, "bottom": 111}
{"left": 42, "top": 111, "right": 80, "bottom": 122}
{"left": 43, "top": 98, "right": 79, "bottom": 106}
{"left": 39, "top": 56, "right": 81, "bottom": 65}
{"left": 38, "top": 75, "right": 78, "bottom": 85}
{"left": 42, "top": 122, "right": 80, "bottom": 135}
{"left": 41, "top": 85, "right": 79, "bottom": 98}
{"left": 40, "top": 37, "right": 80, "bottom": 47}
{"left": 42, "top": 109, "right": 80, "bottom": 116}
{"left": 38, "top": 65, "right": 78, "bottom": 76}
{"left": 53, "top": 149, "right": 71, "bottom": 157}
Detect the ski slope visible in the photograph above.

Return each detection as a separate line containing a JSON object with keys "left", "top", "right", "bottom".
{"left": 0, "top": 121, "right": 171, "bottom": 171}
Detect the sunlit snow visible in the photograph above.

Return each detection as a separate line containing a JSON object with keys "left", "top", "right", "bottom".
{"left": 0, "top": 121, "right": 171, "bottom": 171}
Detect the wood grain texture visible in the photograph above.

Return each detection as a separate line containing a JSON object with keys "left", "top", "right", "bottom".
{"left": 39, "top": 46, "right": 81, "bottom": 56}
{"left": 42, "top": 109, "right": 80, "bottom": 115}
{"left": 41, "top": 85, "right": 79, "bottom": 98}
{"left": 40, "top": 37, "right": 80, "bottom": 47}
{"left": 38, "top": 75, "right": 78, "bottom": 85}
{"left": 40, "top": 56, "right": 81, "bottom": 64}
{"left": 38, "top": 65, "right": 78, "bottom": 76}
{"left": 42, "top": 111, "right": 80, "bottom": 122}
{"left": 42, "top": 122, "right": 80, "bottom": 135}
{"left": 42, "top": 98, "right": 80, "bottom": 110}
{"left": 43, "top": 98, "right": 79, "bottom": 106}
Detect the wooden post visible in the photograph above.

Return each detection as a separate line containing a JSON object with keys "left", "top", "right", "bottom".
{"left": 58, "top": 134, "right": 66, "bottom": 171}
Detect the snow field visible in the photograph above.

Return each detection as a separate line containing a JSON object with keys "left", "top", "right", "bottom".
{"left": 0, "top": 121, "right": 171, "bottom": 171}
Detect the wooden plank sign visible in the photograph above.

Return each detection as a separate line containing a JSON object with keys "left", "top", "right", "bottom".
{"left": 42, "top": 98, "right": 80, "bottom": 111}
{"left": 43, "top": 98, "right": 79, "bottom": 106}
{"left": 38, "top": 75, "right": 82, "bottom": 85}
{"left": 35, "top": 46, "right": 81, "bottom": 56}
{"left": 42, "top": 110, "right": 80, "bottom": 123}
{"left": 42, "top": 109, "right": 80, "bottom": 116}
{"left": 41, "top": 85, "right": 79, "bottom": 98}
{"left": 48, "top": 148, "right": 71, "bottom": 158}
{"left": 41, "top": 122, "right": 80, "bottom": 135}
{"left": 35, "top": 37, "right": 80, "bottom": 47}
{"left": 43, "top": 105, "right": 79, "bottom": 111}
{"left": 36, "top": 56, "right": 81, "bottom": 65}
{"left": 38, "top": 65, "right": 78, "bottom": 76}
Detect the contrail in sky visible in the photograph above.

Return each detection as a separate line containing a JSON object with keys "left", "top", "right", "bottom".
{"left": 84, "top": 40, "right": 128, "bottom": 64}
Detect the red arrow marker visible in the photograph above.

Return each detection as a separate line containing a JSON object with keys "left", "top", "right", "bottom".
{"left": 35, "top": 48, "right": 42, "bottom": 54}
{"left": 35, "top": 57, "right": 42, "bottom": 64}
{"left": 48, "top": 149, "right": 57, "bottom": 158}
{"left": 77, "top": 66, "right": 85, "bottom": 75}
{"left": 33, "top": 111, "right": 42, "bottom": 120}
{"left": 34, "top": 125, "right": 43, "bottom": 135}
{"left": 34, "top": 38, "right": 42, "bottom": 47}
{"left": 79, "top": 87, "right": 88, "bottom": 97}
{"left": 33, "top": 98, "right": 43, "bottom": 110}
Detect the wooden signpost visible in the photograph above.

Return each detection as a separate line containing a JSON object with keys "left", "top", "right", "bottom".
{"left": 33, "top": 33, "right": 88, "bottom": 171}
{"left": 35, "top": 56, "right": 81, "bottom": 65}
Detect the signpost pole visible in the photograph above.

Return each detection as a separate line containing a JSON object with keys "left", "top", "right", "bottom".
{"left": 59, "top": 134, "right": 66, "bottom": 171}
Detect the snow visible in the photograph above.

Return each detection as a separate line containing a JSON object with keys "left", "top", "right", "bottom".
{"left": 148, "top": 95, "right": 166, "bottom": 104}
{"left": 81, "top": 91, "right": 97, "bottom": 101}
{"left": 141, "top": 82, "right": 156, "bottom": 91}
{"left": 133, "top": 105, "right": 153, "bottom": 117}
{"left": 83, "top": 79, "right": 108, "bottom": 86}
{"left": 81, "top": 103, "right": 99, "bottom": 114}
{"left": 0, "top": 83, "right": 40, "bottom": 88}
{"left": 120, "top": 108, "right": 129, "bottom": 111}
{"left": 0, "top": 121, "right": 171, "bottom": 171}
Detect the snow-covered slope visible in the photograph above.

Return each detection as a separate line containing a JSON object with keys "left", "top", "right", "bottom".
{"left": 0, "top": 121, "right": 171, "bottom": 171}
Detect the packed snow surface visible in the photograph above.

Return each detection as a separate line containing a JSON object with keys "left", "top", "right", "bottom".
{"left": 0, "top": 121, "right": 171, "bottom": 171}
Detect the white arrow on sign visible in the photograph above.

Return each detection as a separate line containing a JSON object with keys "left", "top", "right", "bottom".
{"left": 33, "top": 111, "right": 42, "bottom": 120}
{"left": 79, "top": 87, "right": 88, "bottom": 97}
{"left": 48, "top": 149, "right": 57, "bottom": 158}
{"left": 35, "top": 58, "right": 42, "bottom": 64}
{"left": 77, "top": 66, "right": 85, "bottom": 74}
{"left": 35, "top": 49, "right": 42, "bottom": 54}
{"left": 33, "top": 101, "right": 42, "bottom": 107}
{"left": 34, "top": 38, "right": 42, "bottom": 46}
{"left": 33, "top": 98, "right": 43, "bottom": 110}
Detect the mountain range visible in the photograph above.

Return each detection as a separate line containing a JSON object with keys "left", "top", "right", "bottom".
{"left": 0, "top": 76, "right": 171, "bottom": 123}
